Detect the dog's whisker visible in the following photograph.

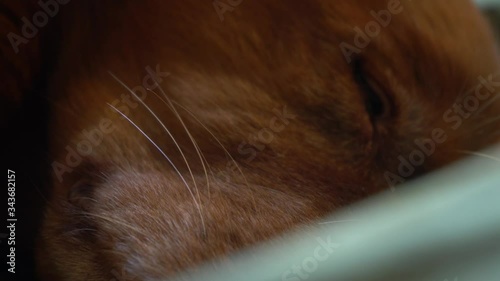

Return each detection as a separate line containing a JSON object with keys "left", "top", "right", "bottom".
{"left": 108, "top": 73, "right": 205, "bottom": 213}
{"left": 318, "top": 219, "right": 359, "bottom": 225}
{"left": 456, "top": 150, "right": 500, "bottom": 163}
{"left": 108, "top": 73, "right": 199, "bottom": 189}
{"left": 147, "top": 88, "right": 212, "bottom": 204}
{"left": 107, "top": 104, "right": 207, "bottom": 233}
{"left": 170, "top": 100, "right": 258, "bottom": 211}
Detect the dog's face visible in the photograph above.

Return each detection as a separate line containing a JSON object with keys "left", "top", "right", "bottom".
{"left": 38, "top": 0, "right": 500, "bottom": 280}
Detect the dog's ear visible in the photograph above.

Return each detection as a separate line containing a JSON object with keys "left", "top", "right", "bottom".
{"left": 0, "top": 1, "right": 49, "bottom": 130}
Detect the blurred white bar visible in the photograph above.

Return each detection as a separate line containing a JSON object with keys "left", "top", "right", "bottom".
{"left": 172, "top": 145, "right": 500, "bottom": 281}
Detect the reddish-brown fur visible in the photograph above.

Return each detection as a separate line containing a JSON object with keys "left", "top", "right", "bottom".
{"left": 10, "top": 0, "right": 497, "bottom": 280}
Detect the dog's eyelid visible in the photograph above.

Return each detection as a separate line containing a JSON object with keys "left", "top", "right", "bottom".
{"left": 353, "top": 59, "right": 393, "bottom": 121}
